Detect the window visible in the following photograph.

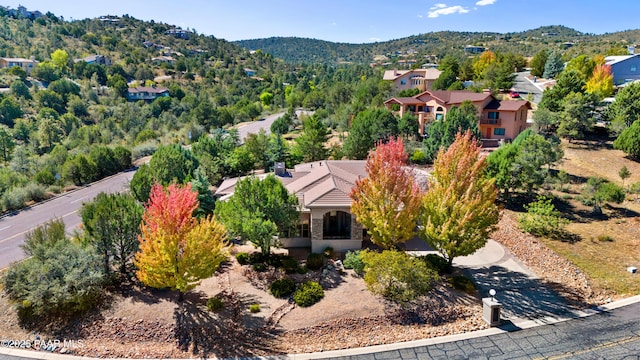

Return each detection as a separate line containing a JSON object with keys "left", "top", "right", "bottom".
{"left": 400, "top": 78, "right": 407, "bottom": 85}
{"left": 488, "top": 112, "right": 499, "bottom": 119}
{"left": 631, "top": 66, "right": 637, "bottom": 72}
{"left": 323, "top": 211, "right": 351, "bottom": 239}
{"left": 494, "top": 128, "right": 505, "bottom": 136}
{"left": 435, "top": 113, "right": 443, "bottom": 121}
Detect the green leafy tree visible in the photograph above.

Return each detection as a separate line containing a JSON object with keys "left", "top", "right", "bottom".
{"left": 532, "top": 107, "right": 559, "bottom": 134}
{"left": 420, "top": 132, "right": 499, "bottom": 266}
{"left": 350, "top": 138, "right": 422, "bottom": 249}
{"left": 31, "top": 61, "right": 59, "bottom": 82}
{"left": 260, "top": 91, "right": 274, "bottom": 106}
{"left": 215, "top": 175, "right": 299, "bottom": 256}
{"left": 0, "top": 97, "right": 23, "bottom": 126}
{"left": 557, "top": 92, "right": 596, "bottom": 142}
{"left": 0, "top": 125, "right": 15, "bottom": 165}
{"left": 271, "top": 113, "right": 293, "bottom": 135}
{"left": 539, "top": 69, "right": 585, "bottom": 112}
{"left": 486, "top": 130, "right": 563, "bottom": 197}
{"left": 613, "top": 120, "right": 640, "bottom": 159}
{"left": 565, "top": 55, "right": 596, "bottom": 82}
{"left": 432, "top": 68, "right": 458, "bottom": 90}
{"left": 10, "top": 80, "right": 31, "bottom": 99}
{"left": 343, "top": 108, "right": 397, "bottom": 159}
{"left": 36, "top": 90, "right": 65, "bottom": 114}
{"left": 361, "top": 250, "right": 436, "bottom": 303}
{"left": 397, "top": 112, "right": 419, "bottom": 140}
{"left": 292, "top": 115, "right": 328, "bottom": 163}
{"left": 81, "top": 193, "right": 144, "bottom": 278}
{"left": 422, "top": 101, "right": 480, "bottom": 162}
{"left": 50, "top": 49, "right": 69, "bottom": 71}
{"left": 608, "top": 81, "right": 640, "bottom": 131}
{"left": 530, "top": 49, "right": 549, "bottom": 78}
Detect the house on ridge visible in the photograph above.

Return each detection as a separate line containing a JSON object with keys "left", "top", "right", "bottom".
{"left": 0, "top": 57, "right": 38, "bottom": 75}
{"left": 126, "top": 86, "right": 170, "bottom": 101}
{"left": 384, "top": 90, "right": 531, "bottom": 142}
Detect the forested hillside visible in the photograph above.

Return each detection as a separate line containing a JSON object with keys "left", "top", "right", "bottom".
{"left": 0, "top": 9, "right": 390, "bottom": 214}
{"left": 235, "top": 25, "right": 640, "bottom": 64}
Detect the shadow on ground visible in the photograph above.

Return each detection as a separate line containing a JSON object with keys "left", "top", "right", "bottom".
{"left": 173, "top": 290, "right": 280, "bottom": 358}
{"left": 465, "top": 265, "right": 587, "bottom": 320}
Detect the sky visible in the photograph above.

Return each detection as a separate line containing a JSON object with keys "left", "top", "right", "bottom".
{"left": 3, "top": 1, "right": 640, "bottom": 44}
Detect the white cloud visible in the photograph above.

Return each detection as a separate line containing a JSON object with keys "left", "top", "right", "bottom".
{"left": 476, "top": 0, "right": 497, "bottom": 5}
{"left": 368, "top": 37, "right": 381, "bottom": 42}
{"left": 417, "top": 14, "right": 423, "bottom": 18}
{"left": 427, "top": 4, "right": 470, "bottom": 18}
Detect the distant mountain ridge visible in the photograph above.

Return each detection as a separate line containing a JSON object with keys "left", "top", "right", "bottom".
{"left": 235, "top": 25, "right": 640, "bottom": 64}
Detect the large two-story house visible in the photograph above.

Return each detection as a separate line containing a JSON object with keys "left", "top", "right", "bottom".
{"left": 384, "top": 90, "right": 531, "bottom": 141}
{"left": 383, "top": 68, "right": 442, "bottom": 92}
{"left": 605, "top": 54, "right": 640, "bottom": 86}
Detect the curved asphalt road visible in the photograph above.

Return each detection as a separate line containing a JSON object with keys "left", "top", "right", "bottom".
{"left": 0, "top": 170, "right": 135, "bottom": 269}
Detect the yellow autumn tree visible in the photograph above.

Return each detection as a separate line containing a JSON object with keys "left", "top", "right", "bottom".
{"left": 419, "top": 131, "right": 499, "bottom": 266}
{"left": 350, "top": 137, "right": 423, "bottom": 249}
{"left": 472, "top": 50, "right": 496, "bottom": 80}
{"left": 586, "top": 63, "right": 614, "bottom": 98}
{"left": 135, "top": 183, "right": 228, "bottom": 300}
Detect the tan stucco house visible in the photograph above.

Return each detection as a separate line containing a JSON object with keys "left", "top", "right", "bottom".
{"left": 383, "top": 68, "right": 442, "bottom": 92}
{"left": 216, "top": 161, "right": 367, "bottom": 253}
{"left": 0, "top": 57, "right": 38, "bottom": 75}
{"left": 384, "top": 90, "right": 531, "bottom": 141}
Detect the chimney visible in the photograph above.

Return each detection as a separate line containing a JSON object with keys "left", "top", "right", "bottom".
{"left": 628, "top": 45, "right": 636, "bottom": 55}
{"left": 274, "top": 162, "right": 285, "bottom": 176}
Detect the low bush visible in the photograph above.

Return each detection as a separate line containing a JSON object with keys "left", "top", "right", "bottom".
{"left": 2, "top": 219, "right": 105, "bottom": 319}
{"left": 596, "top": 234, "right": 614, "bottom": 242}
{"left": 252, "top": 262, "right": 267, "bottom": 272}
{"left": 343, "top": 250, "right": 365, "bottom": 275}
{"left": 293, "top": 281, "right": 324, "bottom": 307}
{"left": 361, "top": 250, "right": 437, "bottom": 303}
{"left": 270, "top": 278, "right": 296, "bottom": 298}
{"left": 279, "top": 256, "right": 299, "bottom": 273}
{"left": 235, "top": 252, "right": 250, "bottom": 265}
{"left": 306, "top": 253, "right": 324, "bottom": 270}
{"left": 448, "top": 275, "right": 476, "bottom": 294}
{"left": 422, "top": 253, "right": 450, "bottom": 275}
{"left": 206, "top": 296, "right": 224, "bottom": 312}
{"left": 519, "top": 196, "right": 569, "bottom": 237}
{"left": 131, "top": 141, "right": 158, "bottom": 160}
{"left": 249, "top": 303, "right": 261, "bottom": 313}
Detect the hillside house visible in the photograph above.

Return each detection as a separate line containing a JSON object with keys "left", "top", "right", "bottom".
{"left": 126, "top": 86, "right": 170, "bottom": 101}
{"left": 383, "top": 68, "right": 442, "bottom": 92}
{"left": 244, "top": 68, "right": 256, "bottom": 76}
{"left": 216, "top": 161, "right": 431, "bottom": 253}
{"left": 464, "top": 45, "right": 486, "bottom": 54}
{"left": 605, "top": 54, "right": 640, "bottom": 85}
{"left": 0, "top": 57, "right": 38, "bottom": 75}
{"left": 166, "top": 28, "right": 190, "bottom": 39}
{"left": 151, "top": 55, "right": 176, "bottom": 64}
{"left": 384, "top": 90, "right": 530, "bottom": 142}
{"left": 74, "top": 54, "right": 111, "bottom": 66}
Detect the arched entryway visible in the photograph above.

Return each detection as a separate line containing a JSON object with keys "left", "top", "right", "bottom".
{"left": 322, "top": 211, "right": 351, "bottom": 239}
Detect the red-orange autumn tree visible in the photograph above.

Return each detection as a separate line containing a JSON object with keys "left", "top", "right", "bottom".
{"left": 419, "top": 131, "right": 499, "bottom": 266}
{"left": 134, "top": 183, "right": 228, "bottom": 301}
{"left": 350, "top": 137, "right": 423, "bottom": 249}
{"left": 586, "top": 63, "right": 614, "bottom": 98}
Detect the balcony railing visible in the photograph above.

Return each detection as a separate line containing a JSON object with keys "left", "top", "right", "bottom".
{"left": 480, "top": 118, "right": 501, "bottom": 125}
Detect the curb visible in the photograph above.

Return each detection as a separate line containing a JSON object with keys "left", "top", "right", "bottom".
{"left": 1, "top": 295, "right": 639, "bottom": 360}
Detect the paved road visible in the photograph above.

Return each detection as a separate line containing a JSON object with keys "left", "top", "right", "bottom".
{"left": 0, "top": 170, "right": 135, "bottom": 269}
{"left": 319, "top": 301, "right": 640, "bottom": 360}
{"left": 236, "top": 109, "right": 312, "bottom": 143}
{"left": 513, "top": 71, "right": 543, "bottom": 104}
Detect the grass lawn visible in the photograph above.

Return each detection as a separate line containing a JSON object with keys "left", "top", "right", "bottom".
{"left": 540, "top": 138, "right": 640, "bottom": 296}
